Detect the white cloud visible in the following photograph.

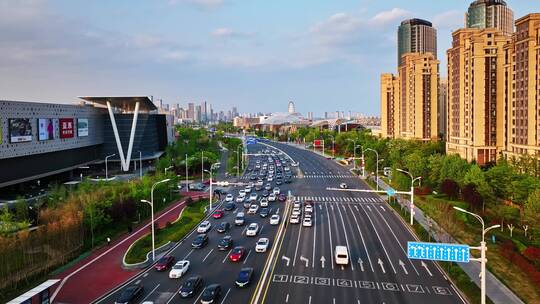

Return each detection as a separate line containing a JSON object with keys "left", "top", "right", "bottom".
{"left": 432, "top": 10, "right": 463, "bottom": 30}
{"left": 169, "top": 0, "right": 225, "bottom": 10}
{"left": 211, "top": 27, "right": 255, "bottom": 39}
{"left": 370, "top": 8, "right": 411, "bottom": 25}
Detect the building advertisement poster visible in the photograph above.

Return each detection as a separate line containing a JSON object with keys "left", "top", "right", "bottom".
{"left": 9, "top": 118, "right": 33, "bottom": 143}
{"left": 77, "top": 118, "right": 89, "bottom": 137}
{"left": 38, "top": 118, "right": 55, "bottom": 141}
{"left": 59, "top": 118, "right": 74, "bottom": 139}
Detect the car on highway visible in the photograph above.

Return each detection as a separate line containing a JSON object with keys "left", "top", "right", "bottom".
{"left": 255, "top": 179, "right": 264, "bottom": 187}
{"left": 225, "top": 194, "right": 234, "bottom": 202}
{"left": 305, "top": 204, "right": 313, "bottom": 213}
{"left": 212, "top": 209, "right": 224, "bottom": 219}
{"left": 201, "top": 284, "right": 222, "bottom": 304}
{"left": 248, "top": 204, "right": 259, "bottom": 214}
{"left": 224, "top": 202, "right": 235, "bottom": 211}
{"left": 239, "top": 189, "right": 246, "bottom": 197}
{"left": 275, "top": 179, "right": 282, "bottom": 185}
{"left": 169, "top": 260, "right": 190, "bottom": 279}
{"left": 246, "top": 223, "right": 259, "bottom": 236}
{"left": 262, "top": 190, "right": 269, "bottom": 197}
{"left": 255, "top": 238, "right": 270, "bottom": 252}
{"left": 191, "top": 234, "right": 209, "bottom": 248}
{"left": 268, "top": 193, "right": 277, "bottom": 202}
{"left": 229, "top": 246, "right": 246, "bottom": 262}
{"left": 255, "top": 185, "right": 262, "bottom": 191}
{"left": 216, "top": 222, "right": 230, "bottom": 233}
{"left": 293, "top": 200, "right": 302, "bottom": 209}
{"left": 291, "top": 208, "right": 301, "bottom": 216}
{"left": 264, "top": 184, "right": 272, "bottom": 191}
{"left": 236, "top": 195, "right": 245, "bottom": 203}
{"left": 289, "top": 214, "right": 300, "bottom": 224}
{"left": 270, "top": 214, "right": 280, "bottom": 225}
{"left": 217, "top": 235, "right": 233, "bottom": 251}
{"left": 249, "top": 193, "right": 258, "bottom": 201}
{"left": 235, "top": 212, "right": 245, "bottom": 226}
{"left": 339, "top": 183, "right": 348, "bottom": 189}
{"left": 335, "top": 246, "right": 349, "bottom": 265}
{"left": 302, "top": 217, "right": 312, "bottom": 227}
{"left": 278, "top": 194, "right": 287, "bottom": 202}
{"left": 244, "top": 186, "right": 252, "bottom": 193}
{"left": 197, "top": 221, "right": 211, "bottom": 233}
{"left": 179, "top": 275, "right": 203, "bottom": 298}
{"left": 154, "top": 255, "right": 175, "bottom": 271}
{"left": 114, "top": 283, "right": 143, "bottom": 304}
{"left": 291, "top": 162, "right": 298, "bottom": 167}
{"left": 260, "top": 197, "right": 268, "bottom": 207}
{"left": 243, "top": 201, "right": 252, "bottom": 209}
{"left": 235, "top": 267, "right": 254, "bottom": 288}
{"left": 267, "top": 176, "right": 273, "bottom": 182}
{"left": 273, "top": 187, "right": 280, "bottom": 195}
{"left": 259, "top": 207, "right": 269, "bottom": 218}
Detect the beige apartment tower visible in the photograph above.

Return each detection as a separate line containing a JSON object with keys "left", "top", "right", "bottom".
{"left": 503, "top": 14, "right": 540, "bottom": 159}
{"left": 380, "top": 73, "right": 400, "bottom": 138}
{"left": 446, "top": 28, "right": 511, "bottom": 165}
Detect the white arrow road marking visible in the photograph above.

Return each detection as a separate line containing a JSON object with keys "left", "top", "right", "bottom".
{"left": 399, "top": 260, "right": 408, "bottom": 275}
{"left": 330, "top": 204, "right": 334, "bottom": 210}
{"left": 300, "top": 256, "right": 309, "bottom": 267}
{"left": 378, "top": 258, "right": 386, "bottom": 274}
{"left": 358, "top": 258, "right": 364, "bottom": 272}
{"left": 421, "top": 261, "right": 433, "bottom": 276}
{"left": 282, "top": 255, "right": 290, "bottom": 266}
{"left": 320, "top": 256, "right": 326, "bottom": 268}
{"left": 380, "top": 205, "right": 385, "bottom": 211}
{"left": 275, "top": 208, "right": 280, "bottom": 214}
{"left": 366, "top": 205, "right": 372, "bottom": 211}
{"left": 342, "top": 205, "right": 346, "bottom": 211}
{"left": 319, "top": 204, "right": 322, "bottom": 210}
{"left": 355, "top": 205, "right": 359, "bottom": 212}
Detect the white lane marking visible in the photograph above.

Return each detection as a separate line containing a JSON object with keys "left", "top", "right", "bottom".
{"left": 421, "top": 261, "right": 433, "bottom": 276}
{"left": 135, "top": 280, "right": 141, "bottom": 284}
{"left": 324, "top": 202, "right": 334, "bottom": 269}
{"left": 399, "top": 260, "right": 408, "bottom": 275}
{"left": 143, "top": 273, "right": 149, "bottom": 278}
{"left": 222, "top": 249, "right": 232, "bottom": 263}
{"left": 378, "top": 258, "right": 386, "bottom": 273}
{"left": 292, "top": 215, "right": 303, "bottom": 267}
{"left": 346, "top": 204, "right": 374, "bottom": 272}
{"left": 285, "top": 294, "right": 289, "bottom": 303}
{"left": 260, "top": 224, "right": 264, "bottom": 235}
{"left": 202, "top": 248, "right": 214, "bottom": 262}
{"left": 243, "top": 249, "right": 252, "bottom": 264}
{"left": 334, "top": 201, "right": 354, "bottom": 270}
{"left": 300, "top": 256, "right": 309, "bottom": 267}
{"left": 309, "top": 296, "right": 312, "bottom": 304}
{"left": 184, "top": 249, "right": 194, "bottom": 260}
{"left": 140, "top": 283, "right": 160, "bottom": 302}
{"left": 359, "top": 205, "right": 397, "bottom": 274}
{"left": 220, "top": 288, "right": 231, "bottom": 304}
{"left": 192, "top": 289, "right": 204, "bottom": 304}
{"left": 312, "top": 200, "right": 317, "bottom": 268}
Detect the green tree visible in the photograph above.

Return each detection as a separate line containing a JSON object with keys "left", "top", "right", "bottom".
{"left": 463, "top": 165, "right": 493, "bottom": 204}
{"left": 13, "top": 199, "right": 29, "bottom": 222}
{"left": 439, "top": 154, "right": 470, "bottom": 185}
{"left": 524, "top": 189, "right": 540, "bottom": 238}
{"left": 485, "top": 160, "right": 515, "bottom": 199}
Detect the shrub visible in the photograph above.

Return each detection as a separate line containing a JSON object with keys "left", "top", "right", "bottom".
{"left": 185, "top": 197, "right": 194, "bottom": 206}
{"left": 524, "top": 247, "right": 540, "bottom": 264}
{"left": 440, "top": 179, "right": 460, "bottom": 199}
{"left": 500, "top": 241, "right": 540, "bottom": 288}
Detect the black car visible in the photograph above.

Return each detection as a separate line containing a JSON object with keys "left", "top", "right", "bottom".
{"left": 201, "top": 284, "right": 221, "bottom": 304}
{"left": 192, "top": 234, "right": 209, "bottom": 248}
{"left": 284, "top": 177, "right": 292, "bottom": 184}
{"left": 255, "top": 185, "right": 262, "bottom": 191}
{"left": 275, "top": 179, "right": 282, "bottom": 185}
{"left": 249, "top": 175, "right": 257, "bottom": 180}
{"left": 217, "top": 235, "right": 233, "bottom": 251}
{"left": 224, "top": 202, "right": 235, "bottom": 211}
{"left": 217, "top": 222, "right": 230, "bottom": 233}
{"left": 115, "top": 284, "right": 143, "bottom": 304}
{"left": 243, "top": 201, "right": 251, "bottom": 209}
{"left": 235, "top": 267, "right": 254, "bottom": 288}
{"left": 262, "top": 190, "right": 269, "bottom": 197}
{"left": 259, "top": 207, "right": 270, "bottom": 218}
{"left": 179, "top": 275, "right": 203, "bottom": 298}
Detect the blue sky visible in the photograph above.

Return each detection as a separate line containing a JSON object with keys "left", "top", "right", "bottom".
{"left": 0, "top": 0, "right": 538, "bottom": 116}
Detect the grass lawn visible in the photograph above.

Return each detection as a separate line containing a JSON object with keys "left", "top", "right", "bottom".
{"left": 124, "top": 199, "right": 208, "bottom": 264}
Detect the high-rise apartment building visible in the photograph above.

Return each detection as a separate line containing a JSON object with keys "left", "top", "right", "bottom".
{"left": 397, "top": 19, "right": 437, "bottom": 66}
{"left": 187, "top": 103, "right": 195, "bottom": 120}
{"left": 446, "top": 28, "right": 511, "bottom": 165}
{"left": 466, "top": 0, "right": 514, "bottom": 35}
{"left": 438, "top": 78, "right": 448, "bottom": 139}
{"left": 380, "top": 73, "right": 400, "bottom": 138}
{"left": 502, "top": 13, "right": 540, "bottom": 159}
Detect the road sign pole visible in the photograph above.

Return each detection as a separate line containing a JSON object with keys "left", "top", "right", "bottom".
{"left": 480, "top": 241, "right": 486, "bottom": 304}
{"left": 410, "top": 185, "right": 414, "bottom": 225}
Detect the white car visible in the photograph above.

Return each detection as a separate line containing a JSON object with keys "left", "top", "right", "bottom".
{"left": 238, "top": 190, "right": 246, "bottom": 197}
{"left": 197, "top": 221, "right": 211, "bottom": 233}
{"left": 248, "top": 204, "right": 259, "bottom": 214}
{"left": 303, "top": 217, "right": 312, "bottom": 227}
{"left": 267, "top": 176, "right": 274, "bottom": 182}
{"left": 293, "top": 200, "right": 302, "bottom": 209}
{"left": 169, "top": 260, "right": 190, "bottom": 278}
{"left": 249, "top": 193, "right": 258, "bottom": 201}
{"left": 268, "top": 193, "right": 277, "bottom": 202}
{"left": 256, "top": 179, "right": 264, "bottom": 187}
{"left": 270, "top": 214, "right": 280, "bottom": 225}
{"left": 260, "top": 198, "right": 269, "bottom": 207}
{"left": 291, "top": 208, "right": 301, "bottom": 216}
{"left": 339, "top": 183, "right": 348, "bottom": 189}
{"left": 245, "top": 187, "right": 252, "bottom": 193}
{"left": 291, "top": 162, "right": 299, "bottom": 167}
{"left": 273, "top": 188, "right": 280, "bottom": 195}
{"left": 225, "top": 194, "right": 234, "bottom": 202}
{"left": 289, "top": 214, "right": 300, "bottom": 224}
{"left": 236, "top": 196, "right": 245, "bottom": 203}
{"left": 255, "top": 238, "right": 270, "bottom": 252}
{"left": 246, "top": 223, "right": 259, "bottom": 236}
{"left": 304, "top": 204, "right": 313, "bottom": 213}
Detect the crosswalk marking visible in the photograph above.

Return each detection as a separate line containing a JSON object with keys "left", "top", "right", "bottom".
{"left": 291, "top": 196, "right": 386, "bottom": 205}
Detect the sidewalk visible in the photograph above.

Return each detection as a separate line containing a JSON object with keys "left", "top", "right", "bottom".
{"left": 50, "top": 192, "right": 208, "bottom": 304}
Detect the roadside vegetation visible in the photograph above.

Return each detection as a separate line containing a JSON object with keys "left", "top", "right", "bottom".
{"left": 222, "top": 136, "right": 243, "bottom": 176}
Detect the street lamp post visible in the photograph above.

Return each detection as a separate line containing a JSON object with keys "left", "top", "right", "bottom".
{"left": 366, "top": 148, "right": 379, "bottom": 190}
{"left": 396, "top": 168, "right": 422, "bottom": 225}
{"left": 185, "top": 154, "right": 189, "bottom": 188}
{"left": 328, "top": 135, "right": 335, "bottom": 159}
{"left": 236, "top": 144, "right": 242, "bottom": 177}
{"left": 346, "top": 139, "right": 357, "bottom": 169}
{"left": 164, "top": 166, "right": 173, "bottom": 174}
{"left": 453, "top": 207, "right": 500, "bottom": 304}
{"left": 138, "top": 151, "right": 143, "bottom": 178}
{"left": 205, "top": 162, "right": 221, "bottom": 212}
{"left": 141, "top": 178, "right": 170, "bottom": 261}
{"left": 105, "top": 154, "right": 116, "bottom": 180}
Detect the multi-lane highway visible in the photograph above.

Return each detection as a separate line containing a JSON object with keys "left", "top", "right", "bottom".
{"left": 256, "top": 141, "right": 467, "bottom": 304}
{"left": 96, "top": 142, "right": 293, "bottom": 304}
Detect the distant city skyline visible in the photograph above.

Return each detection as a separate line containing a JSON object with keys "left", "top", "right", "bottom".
{"left": 1, "top": 1, "right": 539, "bottom": 115}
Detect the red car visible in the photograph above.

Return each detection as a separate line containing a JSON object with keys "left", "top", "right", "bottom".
{"left": 229, "top": 246, "right": 246, "bottom": 262}
{"left": 278, "top": 194, "right": 287, "bottom": 202}
{"left": 212, "top": 210, "right": 224, "bottom": 219}
{"left": 155, "top": 255, "right": 175, "bottom": 271}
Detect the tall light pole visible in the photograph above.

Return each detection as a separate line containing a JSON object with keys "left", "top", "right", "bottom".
{"left": 346, "top": 139, "right": 356, "bottom": 169}
{"left": 205, "top": 162, "right": 221, "bottom": 212}
{"left": 453, "top": 207, "right": 500, "bottom": 304}
{"left": 138, "top": 151, "right": 143, "bottom": 178}
{"left": 236, "top": 144, "right": 243, "bottom": 177}
{"left": 396, "top": 168, "right": 422, "bottom": 225}
{"left": 105, "top": 154, "right": 116, "bottom": 181}
{"left": 141, "top": 178, "right": 170, "bottom": 261}
{"left": 185, "top": 154, "right": 189, "bottom": 187}
{"left": 365, "top": 148, "right": 380, "bottom": 190}
{"left": 329, "top": 135, "right": 335, "bottom": 159}
{"left": 164, "top": 166, "right": 173, "bottom": 174}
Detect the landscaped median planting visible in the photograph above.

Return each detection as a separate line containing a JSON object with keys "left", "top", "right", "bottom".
{"left": 124, "top": 198, "right": 209, "bottom": 265}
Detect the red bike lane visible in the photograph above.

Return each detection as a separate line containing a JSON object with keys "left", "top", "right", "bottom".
{"left": 51, "top": 192, "right": 208, "bottom": 304}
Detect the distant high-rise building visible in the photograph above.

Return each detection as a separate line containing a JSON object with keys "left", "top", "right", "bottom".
{"left": 187, "top": 103, "right": 195, "bottom": 120}
{"left": 307, "top": 112, "right": 313, "bottom": 120}
{"left": 397, "top": 18, "right": 437, "bottom": 66}
{"left": 324, "top": 112, "right": 328, "bottom": 119}
{"left": 195, "top": 105, "right": 202, "bottom": 123}
{"left": 380, "top": 73, "right": 400, "bottom": 138}
{"left": 466, "top": 0, "right": 514, "bottom": 35}
{"left": 202, "top": 101, "right": 208, "bottom": 122}
{"left": 288, "top": 101, "right": 296, "bottom": 114}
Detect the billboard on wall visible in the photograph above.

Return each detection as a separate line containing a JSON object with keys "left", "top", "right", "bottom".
{"left": 38, "top": 118, "right": 55, "bottom": 141}
{"left": 77, "top": 118, "right": 89, "bottom": 137}
{"left": 9, "top": 118, "right": 33, "bottom": 143}
{"left": 59, "top": 118, "right": 74, "bottom": 139}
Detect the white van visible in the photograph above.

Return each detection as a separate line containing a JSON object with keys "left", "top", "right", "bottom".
{"left": 335, "top": 246, "right": 349, "bottom": 266}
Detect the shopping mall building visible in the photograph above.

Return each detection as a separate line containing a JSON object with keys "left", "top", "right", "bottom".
{"left": 0, "top": 96, "right": 175, "bottom": 189}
